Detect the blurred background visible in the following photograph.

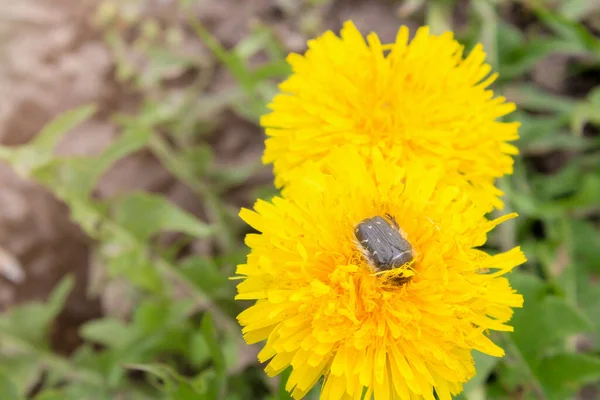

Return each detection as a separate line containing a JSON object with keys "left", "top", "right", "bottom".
{"left": 0, "top": 0, "right": 600, "bottom": 399}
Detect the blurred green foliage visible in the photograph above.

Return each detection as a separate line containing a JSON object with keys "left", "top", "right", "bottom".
{"left": 1, "top": 0, "right": 600, "bottom": 399}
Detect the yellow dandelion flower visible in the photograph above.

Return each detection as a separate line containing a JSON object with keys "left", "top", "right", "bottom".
{"left": 261, "top": 21, "right": 519, "bottom": 209}
{"left": 235, "top": 148, "right": 525, "bottom": 400}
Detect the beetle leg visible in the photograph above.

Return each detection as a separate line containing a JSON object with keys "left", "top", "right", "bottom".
{"left": 385, "top": 213, "right": 400, "bottom": 230}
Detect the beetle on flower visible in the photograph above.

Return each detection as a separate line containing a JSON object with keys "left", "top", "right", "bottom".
{"left": 354, "top": 214, "right": 414, "bottom": 279}
{"left": 235, "top": 148, "right": 525, "bottom": 400}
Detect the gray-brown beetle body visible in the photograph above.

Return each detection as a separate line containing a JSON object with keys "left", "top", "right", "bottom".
{"left": 354, "top": 214, "right": 413, "bottom": 271}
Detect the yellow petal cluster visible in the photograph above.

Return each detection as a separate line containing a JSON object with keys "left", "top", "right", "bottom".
{"left": 236, "top": 148, "right": 525, "bottom": 400}
{"left": 262, "top": 21, "right": 519, "bottom": 209}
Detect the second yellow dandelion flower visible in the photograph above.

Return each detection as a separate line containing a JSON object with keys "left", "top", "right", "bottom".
{"left": 262, "top": 21, "right": 520, "bottom": 209}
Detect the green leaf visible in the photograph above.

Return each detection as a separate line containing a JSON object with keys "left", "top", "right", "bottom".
{"left": 169, "top": 384, "right": 207, "bottom": 400}
{"left": 34, "top": 391, "right": 65, "bottom": 400}
{"left": 46, "top": 383, "right": 115, "bottom": 400}
{"left": 0, "top": 356, "right": 42, "bottom": 397}
{"left": 179, "top": 145, "right": 214, "bottom": 179}
{"left": 200, "top": 313, "right": 226, "bottom": 399}
{"left": 24, "top": 123, "right": 153, "bottom": 248}
{"left": 252, "top": 60, "right": 292, "bottom": 82}
{"left": 31, "top": 105, "right": 96, "bottom": 151}
{"left": 276, "top": 368, "right": 293, "bottom": 400}
{"left": 179, "top": 256, "right": 229, "bottom": 297}
{"left": 0, "top": 275, "right": 74, "bottom": 345}
{"left": 514, "top": 111, "right": 596, "bottom": 155}
{"left": 530, "top": 161, "right": 592, "bottom": 201}
{"left": 234, "top": 27, "right": 277, "bottom": 60}
{"left": 578, "top": 281, "right": 600, "bottom": 340}
{"left": 191, "top": 21, "right": 247, "bottom": 87}
{"left": 201, "top": 314, "right": 225, "bottom": 374}
{"left": 47, "top": 275, "right": 75, "bottom": 318}
{"left": 537, "top": 353, "right": 600, "bottom": 400}
{"left": 67, "top": 344, "right": 114, "bottom": 382}
{"left": 133, "top": 300, "right": 189, "bottom": 335}
{"left": 504, "top": 272, "right": 596, "bottom": 397}
{"left": 123, "top": 363, "right": 204, "bottom": 394}
{"left": 79, "top": 318, "right": 132, "bottom": 348}
{"left": 0, "top": 370, "right": 23, "bottom": 400}
{"left": 505, "top": 84, "right": 578, "bottom": 115}
{"left": 209, "top": 162, "right": 264, "bottom": 193}
{"left": 112, "top": 192, "right": 214, "bottom": 242}
{"left": 140, "top": 47, "right": 201, "bottom": 88}
{"left": 189, "top": 19, "right": 283, "bottom": 122}
{"left": 558, "top": 173, "right": 600, "bottom": 211}
{"left": 189, "top": 331, "right": 212, "bottom": 367}
{"left": 147, "top": 134, "right": 238, "bottom": 252}
{"left": 564, "top": 219, "right": 600, "bottom": 341}
{"left": 102, "top": 238, "right": 164, "bottom": 293}
{"left": 542, "top": 296, "right": 594, "bottom": 345}
{"left": 32, "top": 124, "right": 152, "bottom": 199}
{"left": 566, "top": 219, "right": 600, "bottom": 273}
{"left": 484, "top": 380, "right": 512, "bottom": 400}
{"left": 558, "top": 0, "right": 599, "bottom": 21}
{"left": 534, "top": 6, "right": 600, "bottom": 57}
{"left": 0, "top": 105, "right": 96, "bottom": 176}
{"left": 572, "top": 102, "right": 600, "bottom": 135}
{"left": 100, "top": 299, "right": 196, "bottom": 387}
{"left": 510, "top": 273, "right": 592, "bottom": 359}
{"left": 496, "top": 15, "right": 594, "bottom": 81}
{"left": 588, "top": 86, "right": 600, "bottom": 104}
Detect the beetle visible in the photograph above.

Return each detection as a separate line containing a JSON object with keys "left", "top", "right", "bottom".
{"left": 354, "top": 213, "right": 413, "bottom": 272}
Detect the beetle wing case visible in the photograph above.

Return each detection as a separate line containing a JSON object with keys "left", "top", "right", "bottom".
{"left": 354, "top": 215, "right": 414, "bottom": 272}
